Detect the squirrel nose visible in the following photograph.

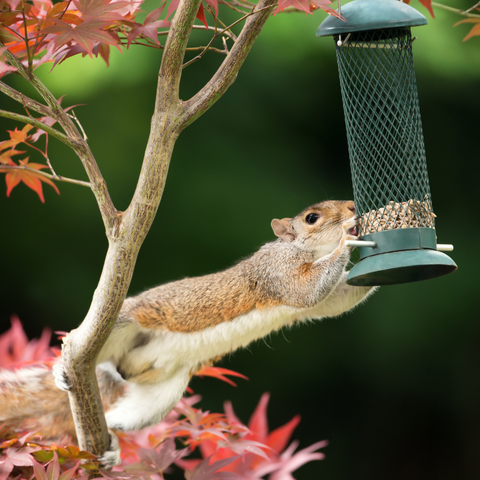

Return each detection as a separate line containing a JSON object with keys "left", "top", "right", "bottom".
{"left": 346, "top": 201, "right": 355, "bottom": 214}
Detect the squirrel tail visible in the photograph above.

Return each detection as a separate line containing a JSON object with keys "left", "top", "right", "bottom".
{"left": 0, "top": 363, "right": 126, "bottom": 442}
{"left": 0, "top": 365, "right": 76, "bottom": 441}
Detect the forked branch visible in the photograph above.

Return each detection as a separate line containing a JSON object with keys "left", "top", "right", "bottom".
{"left": 60, "top": 0, "right": 205, "bottom": 463}
{"left": 181, "top": 0, "right": 277, "bottom": 127}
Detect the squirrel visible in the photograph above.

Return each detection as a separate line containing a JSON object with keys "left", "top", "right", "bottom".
{"left": 0, "top": 200, "right": 377, "bottom": 465}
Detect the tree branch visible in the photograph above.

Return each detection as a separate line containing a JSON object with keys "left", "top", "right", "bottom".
{"left": 0, "top": 164, "right": 91, "bottom": 188}
{"left": 431, "top": 2, "right": 480, "bottom": 18}
{"left": 158, "top": 0, "right": 203, "bottom": 102}
{"left": 125, "top": 0, "right": 203, "bottom": 228}
{"left": 181, "top": 0, "right": 277, "bottom": 128}
{"left": 0, "top": 108, "right": 75, "bottom": 147}
{"left": 0, "top": 80, "right": 53, "bottom": 118}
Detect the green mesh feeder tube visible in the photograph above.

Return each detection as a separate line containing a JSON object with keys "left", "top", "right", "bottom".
{"left": 317, "top": 0, "right": 457, "bottom": 286}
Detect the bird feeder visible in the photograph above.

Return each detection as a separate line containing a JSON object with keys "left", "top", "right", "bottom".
{"left": 317, "top": 0, "right": 457, "bottom": 286}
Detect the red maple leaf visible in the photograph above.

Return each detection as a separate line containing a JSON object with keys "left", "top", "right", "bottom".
{"left": 274, "top": 0, "right": 344, "bottom": 19}
{"left": 127, "top": 5, "right": 171, "bottom": 47}
{"left": 0, "top": 446, "right": 37, "bottom": 480}
{"left": 455, "top": 18, "right": 480, "bottom": 41}
{"left": 1, "top": 157, "right": 60, "bottom": 202}
{"left": 0, "top": 125, "right": 34, "bottom": 151}
{"left": 0, "top": 317, "right": 59, "bottom": 370}
{"left": 73, "top": 0, "right": 132, "bottom": 20}
{"left": 403, "top": 0, "right": 434, "bottom": 18}
{"left": 167, "top": 0, "right": 218, "bottom": 29}
{"left": 0, "top": 148, "right": 25, "bottom": 165}
{"left": 195, "top": 366, "right": 248, "bottom": 387}
{"left": 32, "top": 452, "right": 81, "bottom": 480}
{"left": 40, "top": 17, "right": 120, "bottom": 56}
{"left": 185, "top": 456, "right": 241, "bottom": 480}
{"left": 275, "top": 0, "right": 311, "bottom": 15}
{"left": 176, "top": 393, "right": 327, "bottom": 477}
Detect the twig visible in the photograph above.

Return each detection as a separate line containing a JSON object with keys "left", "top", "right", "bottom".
{"left": 118, "top": 39, "right": 164, "bottom": 49}
{"left": 22, "top": 138, "right": 49, "bottom": 160}
{"left": 206, "top": 11, "right": 238, "bottom": 41}
{"left": 182, "top": 4, "right": 273, "bottom": 68}
{"left": 185, "top": 45, "right": 228, "bottom": 54}
{"left": 191, "top": 24, "right": 237, "bottom": 41}
{"left": 154, "top": 24, "right": 237, "bottom": 42}
{"left": 218, "top": 0, "right": 256, "bottom": 14}
{"left": 68, "top": 110, "right": 88, "bottom": 141}
{"left": 44, "top": 136, "right": 58, "bottom": 177}
{"left": 21, "top": 9, "right": 32, "bottom": 70}
{"left": 464, "top": 1, "right": 480, "bottom": 14}
{"left": 19, "top": 133, "right": 59, "bottom": 179}
{"left": 431, "top": 2, "right": 480, "bottom": 18}
{"left": 0, "top": 109, "right": 78, "bottom": 148}
{"left": 0, "top": 164, "right": 91, "bottom": 188}
{"left": 0, "top": 81, "right": 53, "bottom": 117}
{"left": 222, "top": 36, "right": 229, "bottom": 54}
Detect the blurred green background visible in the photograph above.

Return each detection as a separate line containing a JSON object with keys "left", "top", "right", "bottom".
{"left": 1, "top": 0, "right": 479, "bottom": 478}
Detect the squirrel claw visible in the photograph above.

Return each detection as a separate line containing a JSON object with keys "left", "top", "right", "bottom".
{"left": 98, "top": 431, "right": 121, "bottom": 469}
{"left": 52, "top": 364, "right": 71, "bottom": 392}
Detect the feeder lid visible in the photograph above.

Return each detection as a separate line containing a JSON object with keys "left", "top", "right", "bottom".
{"left": 317, "top": 0, "right": 427, "bottom": 37}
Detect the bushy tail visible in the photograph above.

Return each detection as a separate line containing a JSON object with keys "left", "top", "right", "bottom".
{"left": 0, "top": 365, "right": 75, "bottom": 441}
{"left": 0, "top": 363, "right": 126, "bottom": 442}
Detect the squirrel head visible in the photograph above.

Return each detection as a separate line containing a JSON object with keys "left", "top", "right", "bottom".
{"left": 271, "top": 200, "right": 357, "bottom": 260}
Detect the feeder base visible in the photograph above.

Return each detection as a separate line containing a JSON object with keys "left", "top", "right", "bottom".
{"left": 346, "top": 249, "right": 457, "bottom": 286}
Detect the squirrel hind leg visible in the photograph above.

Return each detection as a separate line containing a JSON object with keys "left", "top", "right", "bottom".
{"left": 98, "top": 430, "right": 121, "bottom": 469}
{"left": 105, "top": 369, "right": 191, "bottom": 431}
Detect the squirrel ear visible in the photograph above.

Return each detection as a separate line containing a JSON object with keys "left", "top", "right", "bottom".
{"left": 271, "top": 218, "right": 296, "bottom": 242}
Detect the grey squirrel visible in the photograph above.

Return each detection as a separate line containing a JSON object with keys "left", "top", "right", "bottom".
{"left": 0, "top": 200, "right": 377, "bottom": 465}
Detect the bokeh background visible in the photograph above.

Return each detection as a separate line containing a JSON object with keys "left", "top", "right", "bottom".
{"left": 1, "top": 0, "right": 479, "bottom": 478}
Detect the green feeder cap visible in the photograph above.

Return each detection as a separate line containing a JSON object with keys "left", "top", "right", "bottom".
{"left": 316, "top": 0, "right": 427, "bottom": 37}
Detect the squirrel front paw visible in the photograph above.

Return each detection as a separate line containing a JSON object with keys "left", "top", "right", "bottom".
{"left": 98, "top": 430, "right": 121, "bottom": 469}
{"left": 52, "top": 363, "right": 71, "bottom": 392}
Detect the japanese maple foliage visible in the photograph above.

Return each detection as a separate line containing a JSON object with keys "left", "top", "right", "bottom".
{"left": 0, "top": 314, "right": 58, "bottom": 368}
{"left": 0, "top": 319, "right": 328, "bottom": 479}
{"left": 0, "top": 0, "right": 339, "bottom": 201}
{"left": 0, "top": 0, "right": 337, "bottom": 71}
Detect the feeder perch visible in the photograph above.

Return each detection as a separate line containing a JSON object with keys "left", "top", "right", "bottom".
{"left": 317, "top": 0, "right": 457, "bottom": 286}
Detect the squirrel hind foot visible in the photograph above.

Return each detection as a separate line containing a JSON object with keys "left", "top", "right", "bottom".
{"left": 98, "top": 430, "right": 121, "bottom": 469}
{"left": 52, "top": 364, "right": 71, "bottom": 392}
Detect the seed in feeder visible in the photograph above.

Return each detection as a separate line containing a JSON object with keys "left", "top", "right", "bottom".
{"left": 360, "top": 197, "right": 436, "bottom": 235}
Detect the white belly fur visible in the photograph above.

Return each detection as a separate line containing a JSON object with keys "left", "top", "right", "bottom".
{"left": 101, "top": 283, "right": 373, "bottom": 431}
{"left": 122, "top": 304, "right": 301, "bottom": 378}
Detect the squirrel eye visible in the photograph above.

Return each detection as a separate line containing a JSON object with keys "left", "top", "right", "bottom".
{"left": 305, "top": 213, "right": 320, "bottom": 225}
